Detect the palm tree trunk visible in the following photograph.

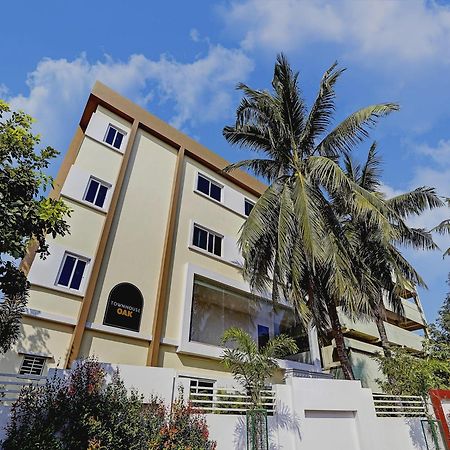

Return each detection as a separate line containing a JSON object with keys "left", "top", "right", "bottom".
{"left": 374, "top": 303, "right": 392, "bottom": 358}
{"left": 327, "top": 300, "right": 355, "bottom": 380}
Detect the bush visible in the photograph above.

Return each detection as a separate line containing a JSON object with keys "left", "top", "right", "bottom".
{"left": 2, "top": 358, "right": 215, "bottom": 450}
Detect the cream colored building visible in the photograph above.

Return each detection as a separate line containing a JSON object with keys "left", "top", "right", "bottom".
{"left": 0, "top": 83, "right": 427, "bottom": 391}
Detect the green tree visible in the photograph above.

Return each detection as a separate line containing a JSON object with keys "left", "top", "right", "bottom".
{"left": 223, "top": 54, "right": 398, "bottom": 379}
{"left": 0, "top": 100, "right": 70, "bottom": 353}
{"left": 221, "top": 327, "right": 298, "bottom": 408}
{"left": 340, "top": 143, "right": 441, "bottom": 357}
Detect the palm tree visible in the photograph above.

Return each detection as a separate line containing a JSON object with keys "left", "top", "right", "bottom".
{"left": 223, "top": 53, "right": 398, "bottom": 379}
{"left": 221, "top": 327, "right": 298, "bottom": 408}
{"left": 431, "top": 203, "right": 450, "bottom": 256}
{"left": 340, "top": 143, "right": 442, "bottom": 357}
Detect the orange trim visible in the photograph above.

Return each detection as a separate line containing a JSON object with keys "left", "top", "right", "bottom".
{"left": 65, "top": 120, "right": 139, "bottom": 368}
{"left": 147, "top": 147, "right": 186, "bottom": 366}
{"left": 429, "top": 389, "right": 450, "bottom": 448}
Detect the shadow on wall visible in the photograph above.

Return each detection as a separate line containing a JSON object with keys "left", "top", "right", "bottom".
{"left": 233, "top": 401, "right": 301, "bottom": 450}
{"left": 408, "top": 417, "right": 429, "bottom": 449}
{"left": 0, "top": 323, "right": 51, "bottom": 372}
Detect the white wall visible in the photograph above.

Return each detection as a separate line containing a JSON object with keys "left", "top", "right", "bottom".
{"left": 0, "top": 366, "right": 434, "bottom": 449}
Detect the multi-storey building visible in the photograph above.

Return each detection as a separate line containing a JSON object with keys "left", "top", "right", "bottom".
{"left": 1, "top": 83, "right": 428, "bottom": 391}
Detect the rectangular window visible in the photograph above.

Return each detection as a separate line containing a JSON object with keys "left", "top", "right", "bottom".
{"left": 192, "top": 225, "right": 222, "bottom": 257}
{"left": 19, "top": 355, "right": 46, "bottom": 375}
{"left": 104, "top": 125, "right": 125, "bottom": 150}
{"left": 57, "top": 253, "right": 88, "bottom": 291}
{"left": 244, "top": 199, "right": 255, "bottom": 216}
{"left": 258, "top": 325, "right": 270, "bottom": 349}
{"left": 83, "top": 177, "right": 110, "bottom": 208}
{"left": 196, "top": 174, "right": 222, "bottom": 202}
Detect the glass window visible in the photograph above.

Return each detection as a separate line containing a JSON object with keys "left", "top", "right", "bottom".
{"left": 244, "top": 199, "right": 255, "bottom": 216}
{"left": 104, "top": 125, "right": 125, "bottom": 150}
{"left": 189, "top": 276, "right": 311, "bottom": 363}
{"left": 192, "top": 225, "right": 222, "bottom": 257}
{"left": 196, "top": 174, "right": 222, "bottom": 202}
{"left": 57, "top": 253, "right": 88, "bottom": 290}
{"left": 83, "top": 177, "right": 110, "bottom": 208}
{"left": 19, "top": 355, "right": 46, "bottom": 375}
{"left": 257, "top": 325, "right": 270, "bottom": 349}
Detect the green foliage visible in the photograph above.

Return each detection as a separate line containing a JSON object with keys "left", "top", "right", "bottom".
{"left": 223, "top": 53, "right": 399, "bottom": 379}
{"left": 221, "top": 327, "right": 298, "bottom": 408}
{"left": 0, "top": 100, "right": 70, "bottom": 353}
{"left": 2, "top": 359, "right": 216, "bottom": 450}
{"left": 375, "top": 295, "right": 450, "bottom": 397}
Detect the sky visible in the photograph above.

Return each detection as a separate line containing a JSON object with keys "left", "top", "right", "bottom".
{"left": 1, "top": 0, "right": 450, "bottom": 322}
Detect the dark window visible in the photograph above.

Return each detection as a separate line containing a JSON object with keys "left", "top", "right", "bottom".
{"left": 196, "top": 174, "right": 222, "bottom": 202}
{"left": 103, "top": 283, "right": 143, "bottom": 332}
{"left": 19, "top": 355, "right": 46, "bottom": 375}
{"left": 104, "top": 125, "right": 125, "bottom": 150}
{"left": 57, "top": 254, "right": 88, "bottom": 290}
{"left": 258, "top": 325, "right": 270, "bottom": 349}
{"left": 84, "top": 177, "right": 110, "bottom": 208}
{"left": 192, "top": 225, "right": 222, "bottom": 257}
{"left": 244, "top": 199, "right": 255, "bottom": 216}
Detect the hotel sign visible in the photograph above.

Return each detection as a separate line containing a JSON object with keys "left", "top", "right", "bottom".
{"left": 103, "top": 283, "right": 143, "bottom": 332}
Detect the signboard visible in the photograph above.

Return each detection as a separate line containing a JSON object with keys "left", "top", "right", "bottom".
{"left": 103, "top": 283, "right": 143, "bottom": 332}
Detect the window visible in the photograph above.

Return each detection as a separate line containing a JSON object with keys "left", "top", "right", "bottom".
{"left": 196, "top": 174, "right": 222, "bottom": 202}
{"left": 104, "top": 124, "right": 125, "bottom": 150}
{"left": 192, "top": 225, "right": 222, "bottom": 257}
{"left": 244, "top": 199, "right": 255, "bottom": 216}
{"left": 258, "top": 325, "right": 270, "bottom": 349}
{"left": 57, "top": 253, "right": 88, "bottom": 290}
{"left": 19, "top": 355, "right": 46, "bottom": 375}
{"left": 84, "top": 177, "right": 110, "bottom": 208}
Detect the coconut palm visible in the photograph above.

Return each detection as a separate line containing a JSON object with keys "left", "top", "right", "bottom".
{"left": 221, "top": 327, "right": 298, "bottom": 408}
{"left": 223, "top": 53, "right": 399, "bottom": 379}
{"left": 431, "top": 202, "right": 450, "bottom": 256}
{"left": 340, "top": 143, "right": 442, "bottom": 357}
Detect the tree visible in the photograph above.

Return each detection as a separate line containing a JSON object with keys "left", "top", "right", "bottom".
{"left": 2, "top": 358, "right": 217, "bottom": 450}
{"left": 221, "top": 327, "right": 298, "bottom": 408}
{"left": 0, "top": 100, "right": 70, "bottom": 353}
{"left": 340, "top": 143, "right": 441, "bottom": 357}
{"left": 223, "top": 54, "right": 398, "bottom": 379}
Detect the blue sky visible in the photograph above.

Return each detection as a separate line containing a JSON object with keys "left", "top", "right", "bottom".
{"left": 2, "top": 0, "right": 450, "bottom": 322}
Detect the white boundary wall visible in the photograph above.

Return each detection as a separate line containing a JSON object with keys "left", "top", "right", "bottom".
{"left": 0, "top": 365, "right": 432, "bottom": 449}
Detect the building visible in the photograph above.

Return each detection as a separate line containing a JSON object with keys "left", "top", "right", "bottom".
{"left": 0, "top": 83, "right": 427, "bottom": 391}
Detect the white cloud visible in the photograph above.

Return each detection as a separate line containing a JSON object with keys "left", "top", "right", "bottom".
{"left": 225, "top": 0, "right": 450, "bottom": 64}
{"left": 416, "top": 139, "right": 450, "bottom": 166}
{"left": 6, "top": 45, "right": 253, "bottom": 147}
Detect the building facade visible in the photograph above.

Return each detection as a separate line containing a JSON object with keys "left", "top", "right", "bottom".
{"left": 0, "top": 83, "right": 427, "bottom": 391}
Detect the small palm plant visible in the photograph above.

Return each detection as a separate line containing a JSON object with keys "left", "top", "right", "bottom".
{"left": 222, "top": 328, "right": 298, "bottom": 450}
{"left": 221, "top": 327, "right": 298, "bottom": 409}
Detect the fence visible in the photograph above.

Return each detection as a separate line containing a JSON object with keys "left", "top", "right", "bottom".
{"left": 189, "top": 384, "right": 276, "bottom": 415}
{"left": 373, "top": 393, "right": 427, "bottom": 417}
{"left": 0, "top": 372, "right": 46, "bottom": 406}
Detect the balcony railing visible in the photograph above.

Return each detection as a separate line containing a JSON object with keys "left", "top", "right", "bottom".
{"left": 189, "top": 385, "right": 276, "bottom": 415}
{"left": 373, "top": 393, "right": 427, "bottom": 417}
{"left": 0, "top": 372, "right": 46, "bottom": 406}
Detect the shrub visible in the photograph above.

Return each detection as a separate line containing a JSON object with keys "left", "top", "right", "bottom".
{"left": 2, "top": 359, "right": 215, "bottom": 450}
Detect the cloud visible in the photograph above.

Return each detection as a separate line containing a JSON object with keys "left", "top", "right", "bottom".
{"left": 5, "top": 45, "right": 253, "bottom": 148}
{"left": 416, "top": 139, "right": 450, "bottom": 166}
{"left": 224, "top": 0, "right": 450, "bottom": 64}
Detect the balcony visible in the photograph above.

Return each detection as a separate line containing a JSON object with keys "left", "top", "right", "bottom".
{"left": 384, "top": 322, "right": 423, "bottom": 351}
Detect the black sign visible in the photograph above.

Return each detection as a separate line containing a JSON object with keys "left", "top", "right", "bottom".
{"left": 103, "top": 283, "right": 143, "bottom": 332}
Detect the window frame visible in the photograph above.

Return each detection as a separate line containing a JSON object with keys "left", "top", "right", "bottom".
{"left": 19, "top": 354, "right": 46, "bottom": 376}
{"left": 55, "top": 252, "right": 90, "bottom": 291}
{"left": 83, "top": 176, "right": 111, "bottom": 209}
{"left": 191, "top": 223, "right": 223, "bottom": 257}
{"left": 103, "top": 124, "right": 126, "bottom": 150}
{"left": 195, "top": 173, "right": 223, "bottom": 203}
{"left": 244, "top": 198, "right": 255, "bottom": 217}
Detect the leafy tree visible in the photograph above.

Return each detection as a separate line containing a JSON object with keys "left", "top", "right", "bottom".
{"left": 223, "top": 54, "right": 398, "bottom": 379}
{"left": 0, "top": 100, "right": 70, "bottom": 353}
{"left": 2, "top": 358, "right": 216, "bottom": 450}
{"left": 221, "top": 327, "right": 298, "bottom": 408}
{"left": 375, "top": 294, "right": 450, "bottom": 397}
{"left": 340, "top": 144, "right": 441, "bottom": 357}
